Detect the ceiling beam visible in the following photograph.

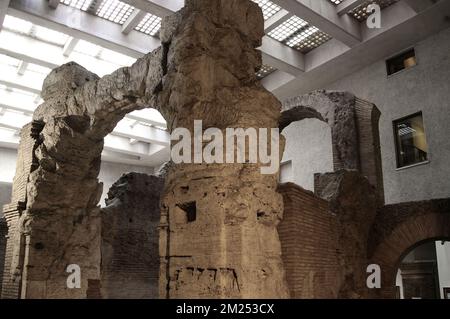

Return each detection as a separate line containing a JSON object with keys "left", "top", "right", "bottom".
{"left": 121, "top": 0, "right": 306, "bottom": 76}
{"left": 120, "top": 0, "right": 183, "bottom": 17}
{"left": 0, "top": 102, "right": 34, "bottom": 115}
{"left": 8, "top": 0, "right": 160, "bottom": 58}
{"left": 261, "top": 36, "right": 304, "bottom": 75}
{"left": 16, "top": 60, "right": 28, "bottom": 75}
{"left": 122, "top": 9, "right": 146, "bottom": 35}
{"left": 336, "top": 0, "right": 367, "bottom": 15}
{"left": 272, "top": 0, "right": 449, "bottom": 99}
{"left": 0, "top": 0, "right": 10, "bottom": 30}
{"left": 62, "top": 36, "right": 79, "bottom": 57}
{"left": 264, "top": 9, "right": 293, "bottom": 33}
{"left": 271, "top": 0, "right": 361, "bottom": 47}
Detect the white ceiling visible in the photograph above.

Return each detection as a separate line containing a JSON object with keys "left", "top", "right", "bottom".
{"left": 0, "top": 0, "right": 448, "bottom": 168}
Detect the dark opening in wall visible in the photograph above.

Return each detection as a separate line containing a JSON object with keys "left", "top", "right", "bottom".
{"left": 386, "top": 48, "right": 416, "bottom": 76}
{"left": 177, "top": 201, "right": 197, "bottom": 223}
{"left": 393, "top": 112, "right": 428, "bottom": 168}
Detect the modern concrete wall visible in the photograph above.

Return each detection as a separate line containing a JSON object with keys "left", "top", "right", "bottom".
{"left": 319, "top": 27, "right": 450, "bottom": 204}
{"left": 281, "top": 119, "right": 333, "bottom": 190}
{"left": 0, "top": 147, "right": 155, "bottom": 208}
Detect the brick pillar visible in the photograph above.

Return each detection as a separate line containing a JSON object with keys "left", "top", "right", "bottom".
{"left": 1, "top": 204, "right": 25, "bottom": 299}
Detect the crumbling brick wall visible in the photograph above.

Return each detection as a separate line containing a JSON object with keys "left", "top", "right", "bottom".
{"left": 101, "top": 173, "right": 163, "bottom": 299}
{"left": 277, "top": 183, "right": 340, "bottom": 298}
{"left": 0, "top": 218, "right": 7, "bottom": 294}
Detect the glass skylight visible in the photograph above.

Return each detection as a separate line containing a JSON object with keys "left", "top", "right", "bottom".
{"left": 268, "top": 16, "right": 308, "bottom": 42}
{"left": 60, "top": 0, "right": 93, "bottom": 11}
{"left": 256, "top": 65, "right": 276, "bottom": 79}
{"left": 348, "top": 0, "right": 399, "bottom": 21}
{"left": 251, "top": 0, "right": 282, "bottom": 20}
{"left": 135, "top": 13, "right": 162, "bottom": 36}
{"left": 328, "top": 0, "right": 344, "bottom": 4}
{"left": 96, "top": 0, "right": 135, "bottom": 25}
{"left": 268, "top": 16, "right": 332, "bottom": 53}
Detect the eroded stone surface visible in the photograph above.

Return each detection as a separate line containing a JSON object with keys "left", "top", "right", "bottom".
{"left": 101, "top": 173, "right": 163, "bottom": 299}
{"left": 158, "top": 0, "right": 289, "bottom": 298}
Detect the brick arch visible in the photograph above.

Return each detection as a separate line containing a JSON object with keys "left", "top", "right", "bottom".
{"left": 368, "top": 199, "right": 450, "bottom": 298}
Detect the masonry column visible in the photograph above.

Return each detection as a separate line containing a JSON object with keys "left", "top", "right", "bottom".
{"left": 158, "top": 0, "right": 289, "bottom": 298}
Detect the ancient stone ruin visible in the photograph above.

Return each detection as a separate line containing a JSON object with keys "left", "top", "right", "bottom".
{"left": 0, "top": 0, "right": 449, "bottom": 300}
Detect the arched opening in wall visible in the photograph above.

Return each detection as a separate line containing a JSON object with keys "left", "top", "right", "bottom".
{"left": 394, "top": 238, "right": 450, "bottom": 299}
{"left": 97, "top": 108, "right": 169, "bottom": 207}
{"left": 98, "top": 108, "right": 169, "bottom": 299}
{"left": 281, "top": 118, "right": 333, "bottom": 191}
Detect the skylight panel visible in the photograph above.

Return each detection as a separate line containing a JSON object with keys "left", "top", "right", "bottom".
{"left": 251, "top": 0, "right": 282, "bottom": 20}
{"left": 268, "top": 16, "right": 332, "bottom": 53}
{"left": 286, "top": 26, "right": 332, "bottom": 53}
{"left": 2, "top": 15, "right": 32, "bottom": 34}
{"left": 268, "top": 16, "right": 308, "bottom": 42}
{"left": 348, "top": 0, "right": 399, "bottom": 21}
{"left": 256, "top": 65, "right": 276, "bottom": 79}
{"left": 60, "top": 0, "right": 93, "bottom": 11}
{"left": 96, "top": 0, "right": 135, "bottom": 25}
{"left": 328, "top": 0, "right": 344, "bottom": 4}
{"left": 135, "top": 13, "right": 162, "bottom": 36}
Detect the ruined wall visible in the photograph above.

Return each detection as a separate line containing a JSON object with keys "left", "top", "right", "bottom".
{"left": 101, "top": 173, "right": 163, "bottom": 299}
{"left": 158, "top": 0, "right": 289, "bottom": 298}
{"left": 1, "top": 122, "right": 40, "bottom": 299}
{"left": 281, "top": 91, "right": 383, "bottom": 202}
{"left": 0, "top": 218, "right": 7, "bottom": 294}
{"left": 277, "top": 183, "right": 340, "bottom": 298}
{"left": 278, "top": 170, "right": 377, "bottom": 298}
{"left": 2, "top": 45, "right": 165, "bottom": 298}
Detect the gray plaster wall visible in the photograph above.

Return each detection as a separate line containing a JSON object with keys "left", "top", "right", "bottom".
{"left": 281, "top": 119, "right": 333, "bottom": 191}
{"left": 324, "top": 26, "right": 450, "bottom": 204}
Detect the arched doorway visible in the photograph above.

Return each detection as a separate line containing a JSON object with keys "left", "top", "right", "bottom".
{"left": 394, "top": 238, "right": 450, "bottom": 299}
{"left": 369, "top": 198, "right": 450, "bottom": 298}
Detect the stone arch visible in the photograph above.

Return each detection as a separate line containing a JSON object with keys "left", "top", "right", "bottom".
{"left": 280, "top": 90, "right": 383, "bottom": 202}
{"left": 1, "top": 47, "right": 167, "bottom": 299}
{"left": 368, "top": 198, "right": 450, "bottom": 298}
{"left": 2, "top": 0, "right": 290, "bottom": 300}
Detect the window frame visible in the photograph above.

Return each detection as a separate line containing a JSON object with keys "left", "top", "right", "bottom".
{"left": 393, "top": 111, "right": 429, "bottom": 170}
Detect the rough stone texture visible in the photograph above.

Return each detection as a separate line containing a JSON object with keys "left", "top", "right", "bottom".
{"left": 281, "top": 91, "right": 383, "bottom": 203}
{"left": 1, "top": 0, "right": 288, "bottom": 299}
{"left": 1, "top": 48, "right": 165, "bottom": 298}
{"left": 158, "top": 0, "right": 289, "bottom": 298}
{"left": 101, "top": 173, "right": 163, "bottom": 299}
{"left": 1, "top": 123, "right": 40, "bottom": 299}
